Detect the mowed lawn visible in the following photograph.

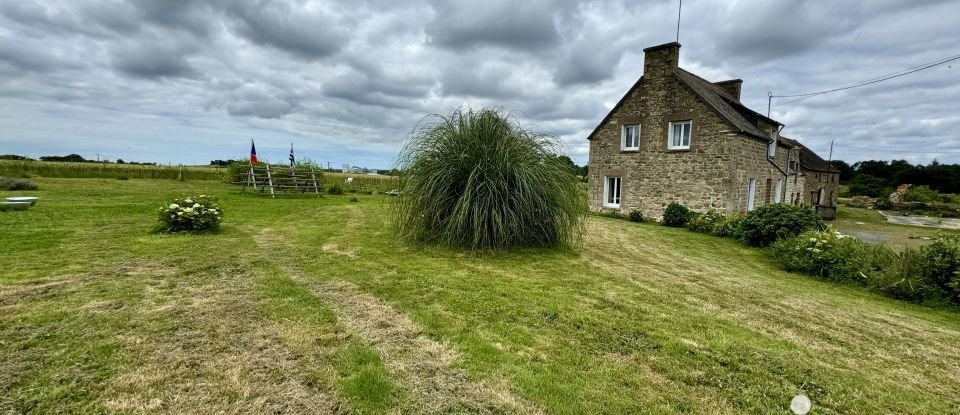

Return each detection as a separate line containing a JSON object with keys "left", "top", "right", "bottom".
{"left": 2, "top": 179, "right": 959, "bottom": 414}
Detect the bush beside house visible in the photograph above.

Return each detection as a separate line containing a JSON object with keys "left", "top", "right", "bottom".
{"left": 649, "top": 201, "right": 960, "bottom": 307}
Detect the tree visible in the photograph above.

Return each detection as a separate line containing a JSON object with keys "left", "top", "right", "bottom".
{"left": 40, "top": 154, "right": 88, "bottom": 162}
{"left": 0, "top": 154, "right": 33, "bottom": 160}
{"left": 848, "top": 174, "right": 888, "bottom": 198}
{"left": 829, "top": 160, "right": 854, "bottom": 182}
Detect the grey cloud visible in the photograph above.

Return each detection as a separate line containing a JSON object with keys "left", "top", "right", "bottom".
{"left": 707, "top": 1, "right": 861, "bottom": 64}
{"left": 554, "top": 42, "right": 623, "bottom": 86}
{"left": 0, "top": 38, "right": 65, "bottom": 73}
{"left": 438, "top": 63, "right": 517, "bottom": 99}
{"left": 226, "top": 0, "right": 348, "bottom": 59}
{"left": 226, "top": 99, "right": 296, "bottom": 119}
{"left": 322, "top": 67, "right": 436, "bottom": 108}
{"left": 220, "top": 83, "right": 301, "bottom": 119}
{"left": 111, "top": 42, "right": 201, "bottom": 80}
{"left": 426, "top": 0, "right": 561, "bottom": 52}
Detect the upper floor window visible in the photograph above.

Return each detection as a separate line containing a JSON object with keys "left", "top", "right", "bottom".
{"left": 767, "top": 139, "right": 777, "bottom": 158}
{"left": 621, "top": 124, "right": 640, "bottom": 151}
{"left": 668, "top": 120, "right": 692, "bottom": 150}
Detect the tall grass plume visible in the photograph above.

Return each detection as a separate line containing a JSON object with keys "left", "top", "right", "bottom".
{"left": 393, "top": 108, "right": 584, "bottom": 250}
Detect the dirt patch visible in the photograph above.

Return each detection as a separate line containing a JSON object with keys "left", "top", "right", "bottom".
{"left": 321, "top": 243, "right": 358, "bottom": 258}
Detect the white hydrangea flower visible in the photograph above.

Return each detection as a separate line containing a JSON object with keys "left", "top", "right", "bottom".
{"left": 169, "top": 203, "right": 179, "bottom": 209}
{"left": 184, "top": 199, "right": 193, "bottom": 204}
{"left": 192, "top": 203, "right": 201, "bottom": 209}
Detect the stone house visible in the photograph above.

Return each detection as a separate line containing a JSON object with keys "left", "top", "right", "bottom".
{"left": 586, "top": 42, "right": 839, "bottom": 220}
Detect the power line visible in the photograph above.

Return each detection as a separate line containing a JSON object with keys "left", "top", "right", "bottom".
{"left": 771, "top": 53, "right": 960, "bottom": 99}
{"left": 833, "top": 143, "right": 960, "bottom": 155}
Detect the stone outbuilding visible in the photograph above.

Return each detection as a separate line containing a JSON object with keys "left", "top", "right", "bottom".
{"left": 586, "top": 42, "right": 839, "bottom": 220}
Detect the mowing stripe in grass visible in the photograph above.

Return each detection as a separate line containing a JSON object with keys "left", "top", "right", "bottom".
{"left": 254, "top": 227, "right": 542, "bottom": 414}
{"left": 253, "top": 260, "right": 402, "bottom": 414}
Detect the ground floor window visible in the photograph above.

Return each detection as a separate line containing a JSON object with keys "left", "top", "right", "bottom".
{"left": 747, "top": 178, "right": 757, "bottom": 211}
{"left": 774, "top": 179, "right": 783, "bottom": 203}
{"left": 604, "top": 176, "right": 621, "bottom": 208}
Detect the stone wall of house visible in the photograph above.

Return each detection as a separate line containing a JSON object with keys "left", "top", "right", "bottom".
{"left": 802, "top": 170, "right": 840, "bottom": 207}
{"left": 587, "top": 43, "right": 794, "bottom": 220}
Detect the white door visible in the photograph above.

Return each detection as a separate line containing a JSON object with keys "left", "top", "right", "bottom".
{"left": 747, "top": 179, "right": 757, "bottom": 211}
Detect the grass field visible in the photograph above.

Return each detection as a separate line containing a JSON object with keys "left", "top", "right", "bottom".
{"left": 2, "top": 179, "right": 959, "bottom": 414}
{"left": 832, "top": 205, "right": 959, "bottom": 250}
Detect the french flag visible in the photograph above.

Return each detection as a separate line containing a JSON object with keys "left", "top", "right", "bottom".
{"left": 250, "top": 139, "right": 258, "bottom": 164}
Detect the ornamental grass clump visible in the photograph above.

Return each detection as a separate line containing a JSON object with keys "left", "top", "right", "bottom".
{"left": 157, "top": 195, "right": 223, "bottom": 233}
{"left": 394, "top": 107, "right": 584, "bottom": 250}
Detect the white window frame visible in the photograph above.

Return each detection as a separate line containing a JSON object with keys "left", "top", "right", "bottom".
{"left": 667, "top": 120, "right": 692, "bottom": 150}
{"left": 768, "top": 139, "right": 777, "bottom": 158}
{"left": 774, "top": 179, "right": 783, "bottom": 203}
{"left": 621, "top": 124, "right": 640, "bottom": 151}
{"left": 603, "top": 176, "right": 622, "bottom": 208}
{"left": 746, "top": 178, "right": 757, "bottom": 211}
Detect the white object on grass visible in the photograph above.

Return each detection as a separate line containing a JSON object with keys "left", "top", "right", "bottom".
{"left": 790, "top": 395, "right": 811, "bottom": 414}
{"left": 5, "top": 196, "right": 38, "bottom": 206}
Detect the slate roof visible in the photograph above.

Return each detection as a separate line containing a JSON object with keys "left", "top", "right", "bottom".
{"left": 674, "top": 68, "right": 781, "bottom": 140}
{"left": 779, "top": 136, "right": 840, "bottom": 173}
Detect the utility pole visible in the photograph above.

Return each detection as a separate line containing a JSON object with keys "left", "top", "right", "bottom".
{"left": 767, "top": 92, "right": 773, "bottom": 118}
{"left": 675, "top": 0, "right": 682, "bottom": 43}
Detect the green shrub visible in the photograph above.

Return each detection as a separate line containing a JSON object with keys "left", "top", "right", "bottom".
{"left": 713, "top": 213, "right": 746, "bottom": 238}
{"left": 628, "top": 210, "right": 643, "bottom": 223}
{"left": 393, "top": 107, "right": 584, "bottom": 250}
{"left": 873, "top": 199, "right": 893, "bottom": 210}
{"left": 770, "top": 229, "right": 863, "bottom": 281}
{"left": 349, "top": 196, "right": 359, "bottom": 203}
{"left": 156, "top": 195, "right": 223, "bottom": 233}
{"left": 903, "top": 185, "right": 941, "bottom": 203}
{"left": 870, "top": 249, "right": 937, "bottom": 302}
{"left": 328, "top": 183, "right": 345, "bottom": 195}
{"left": 662, "top": 202, "right": 692, "bottom": 227}
{"left": 920, "top": 234, "right": 960, "bottom": 301}
{"left": 739, "top": 204, "right": 823, "bottom": 247}
{"left": 770, "top": 228, "right": 946, "bottom": 303}
{"left": 0, "top": 177, "right": 38, "bottom": 190}
{"left": 687, "top": 210, "right": 726, "bottom": 234}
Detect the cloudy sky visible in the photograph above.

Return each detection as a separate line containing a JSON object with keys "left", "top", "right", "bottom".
{"left": 1, "top": 0, "right": 958, "bottom": 168}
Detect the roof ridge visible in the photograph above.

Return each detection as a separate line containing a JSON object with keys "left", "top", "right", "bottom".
{"left": 677, "top": 68, "right": 739, "bottom": 101}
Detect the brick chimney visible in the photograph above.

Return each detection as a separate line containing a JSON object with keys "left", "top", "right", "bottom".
{"left": 643, "top": 42, "right": 680, "bottom": 77}
{"left": 714, "top": 79, "right": 743, "bottom": 101}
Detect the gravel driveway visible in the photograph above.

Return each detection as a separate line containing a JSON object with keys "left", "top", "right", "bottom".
{"left": 879, "top": 211, "right": 960, "bottom": 230}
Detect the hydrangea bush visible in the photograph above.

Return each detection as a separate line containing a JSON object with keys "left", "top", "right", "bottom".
{"left": 157, "top": 195, "right": 223, "bottom": 233}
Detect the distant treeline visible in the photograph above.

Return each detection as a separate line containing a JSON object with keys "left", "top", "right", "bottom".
{"left": 0, "top": 159, "right": 224, "bottom": 180}
{"left": 1, "top": 154, "right": 157, "bottom": 165}
{"left": 831, "top": 159, "right": 960, "bottom": 197}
